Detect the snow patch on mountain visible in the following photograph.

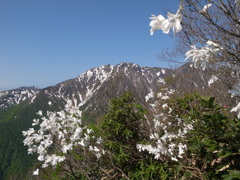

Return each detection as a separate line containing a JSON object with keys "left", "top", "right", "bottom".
{"left": 208, "top": 75, "right": 218, "bottom": 87}
{"left": 158, "top": 78, "right": 166, "bottom": 84}
{"left": 0, "top": 87, "right": 40, "bottom": 111}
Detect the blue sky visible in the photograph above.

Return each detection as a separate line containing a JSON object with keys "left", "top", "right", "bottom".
{"left": 0, "top": 0, "right": 181, "bottom": 91}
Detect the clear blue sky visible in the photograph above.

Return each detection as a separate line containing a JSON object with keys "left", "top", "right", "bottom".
{"left": 0, "top": 0, "right": 181, "bottom": 91}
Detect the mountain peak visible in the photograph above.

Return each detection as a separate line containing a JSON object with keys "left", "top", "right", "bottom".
{"left": 41, "top": 63, "right": 171, "bottom": 119}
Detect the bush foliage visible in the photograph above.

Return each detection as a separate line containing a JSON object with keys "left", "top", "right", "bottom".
{"left": 27, "top": 92, "right": 240, "bottom": 180}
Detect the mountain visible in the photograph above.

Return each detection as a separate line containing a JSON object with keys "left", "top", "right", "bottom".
{"left": 0, "top": 86, "right": 41, "bottom": 112}
{"left": 41, "top": 63, "right": 174, "bottom": 122}
{"left": 0, "top": 63, "right": 228, "bottom": 122}
{"left": 0, "top": 62, "right": 228, "bottom": 179}
{"left": 0, "top": 63, "right": 227, "bottom": 115}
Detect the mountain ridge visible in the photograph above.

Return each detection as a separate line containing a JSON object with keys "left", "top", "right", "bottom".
{"left": 0, "top": 62, "right": 225, "bottom": 114}
{"left": 0, "top": 86, "right": 41, "bottom": 112}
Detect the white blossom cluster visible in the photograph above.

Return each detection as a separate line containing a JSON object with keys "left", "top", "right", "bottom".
{"left": 151, "top": 2, "right": 236, "bottom": 100}
{"left": 22, "top": 100, "right": 104, "bottom": 175}
{"left": 185, "top": 40, "right": 223, "bottom": 71}
{"left": 137, "top": 89, "right": 193, "bottom": 161}
{"left": 148, "top": 3, "right": 240, "bottom": 163}
{"left": 149, "top": 8, "right": 182, "bottom": 35}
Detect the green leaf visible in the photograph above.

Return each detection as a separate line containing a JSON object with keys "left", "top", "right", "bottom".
{"left": 181, "top": 171, "right": 192, "bottom": 179}
{"left": 202, "top": 139, "right": 213, "bottom": 146}
{"left": 208, "top": 97, "right": 215, "bottom": 108}
{"left": 228, "top": 170, "right": 240, "bottom": 178}
{"left": 222, "top": 174, "right": 233, "bottom": 180}
{"left": 219, "top": 152, "right": 233, "bottom": 160}
{"left": 202, "top": 139, "right": 218, "bottom": 151}
{"left": 228, "top": 120, "right": 237, "bottom": 127}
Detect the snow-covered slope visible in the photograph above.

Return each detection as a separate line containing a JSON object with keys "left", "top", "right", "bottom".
{"left": 43, "top": 63, "right": 172, "bottom": 112}
{"left": 0, "top": 63, "right": 225, "bottom": 116}
{"left": 0, "top": 87, "right": 41, "bottom": 111}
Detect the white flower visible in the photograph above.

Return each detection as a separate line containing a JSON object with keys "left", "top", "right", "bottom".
{"left": 201, "top": 4, "right": 212, "bottom": 13}
{"left": 185, "top": 45, "right": 208, "bottom": 69}
{"left": 206, "top": 40, "right": 217, "bottom": 47}
{"left": 162, "top": 103, "right": 168, "bottom": 109}
{"left": 43, "top": 139, "right": 53, "bottom": 148}
{"left": 161, "top": 9, "right": 182, "bottom": 34}
{"left": 62, "top": 143, "right": 73, "bottom": 153}
{"left": 178, "top": 143, "right": 187, "bottom": 158}
{"left": 27, "top": 145, "right": 38, "bottom": 154}
{"left": 153, "top": 119, "right": 161, "bottom": 128}
{"left": 87, "top": 128, "right": 93, "bottom": 134}
{"left": 206, "top": 40, "right": 223, "bottom": 51}
{"left": 57, "top": 111, "right": 66, "bottom": 119}
{"left": 78, "top": 140, "right": 85, "bottom": 146}
{"left": 33, "top": 168, "right": 39, "bottom": 175}
{"left": 70, "top": 127, "right": 83, "bottom": 141}
{"left": 185, "top": 41, "right": 222, "bottom": 71}
{"left": 95, "top": 152, "right": 102, "bottom": 159}
{"left": 154, "top": 153, "right": 161, "bottom": 160}
{"left": 89, "top": 146, "right": 100, "bottom": 152}
{"left": 230, "top": 102, "right": 240, "bottom": 119}
{"left": 58, "top": 131, "right": 64, "bottom": 139}
{"left": 48, "top": 101, "right": 52, "bottom": 106}
{"left": 42, "top": 163, "right": 49, "bottom": 168}
{"left": 229, "top": 85, "right": 240, "bottom": 119}
{"left": 23, "top": 137, "right": 34, "bottom": 146}
{"left": 161, "top": 95, "right": 170, "bottom": 100}
{"left": 37, "top": 110, "right": 43, "bottom": 116}
{"left": 149, "top": 14, "right": 166, "bottom": 35}
{"left": 32, "top": 119, "right": 39, "bottom": 126}
{"left": 37, "top": 145, "right": 46, "bottom": 157}
{"left": 89, "top": 145, "right": 94, "bottom": 151}
{"left": 136, "top": 144, "right": 143, "bottom": 152}
{"left": 171, "top": 157, "right": 178, "bottom": 161}
{"left": 187, "top": 124, "right": 193, "bottom": 130}
{"left": 22, "top": 128, "right": 35, "bottom": 136}
{"left": 150, "top": 133, "right": 159, "bottom": 139}
{"left": 45, "top": 154, "right": 65, "bottom": 166}
{"left": 96, "top": 137, "right": 103, "bottom": 144}
{"left": 38, "top": 155, "right": 45, "bottom": 161}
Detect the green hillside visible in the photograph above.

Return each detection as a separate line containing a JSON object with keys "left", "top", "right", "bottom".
{"left": 0, "top": 92, "right": 62, "bottom": 179}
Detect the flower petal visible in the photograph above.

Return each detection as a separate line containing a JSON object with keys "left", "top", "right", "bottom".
{"left": 174, "top": 20, "right": 182, "bottom": 33}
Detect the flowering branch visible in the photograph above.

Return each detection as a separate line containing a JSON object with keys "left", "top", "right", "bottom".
{"left": 22, "top": 100, "right": 104, "bottom": 176}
